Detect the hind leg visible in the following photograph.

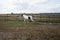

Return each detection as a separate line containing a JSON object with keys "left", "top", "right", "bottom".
{"left": 29, "top": 16, "right": 34, "bottom": 22}
{"left": 24, "top": 19, "right": 26, "bottom": 22}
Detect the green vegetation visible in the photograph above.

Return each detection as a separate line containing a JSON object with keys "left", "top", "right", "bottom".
{"left": 0, "top": 21, "right": 34, "bottom": 26}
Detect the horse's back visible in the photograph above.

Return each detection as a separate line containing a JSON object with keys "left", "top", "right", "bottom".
{"left": 23, "top": 15, "right": 28, "bottom": 19}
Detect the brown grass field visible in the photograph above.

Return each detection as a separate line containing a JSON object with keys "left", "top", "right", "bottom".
{"left": 0, "top": 13, "right": 60, "bottom": 40}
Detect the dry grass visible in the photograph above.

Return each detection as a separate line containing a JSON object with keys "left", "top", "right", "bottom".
{"left": 0, "top": 21, "right": 60, "bottom": 40}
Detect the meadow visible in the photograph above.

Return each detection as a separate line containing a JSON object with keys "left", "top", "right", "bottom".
{"left": 0, "top": 13, "right": 60, "bottom": 40}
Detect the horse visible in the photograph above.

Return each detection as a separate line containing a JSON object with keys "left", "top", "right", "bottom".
{"left": 21, "top": 14, "right": 34, "bottom": 22}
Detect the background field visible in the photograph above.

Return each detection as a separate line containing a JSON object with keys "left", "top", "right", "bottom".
{"left": 0, "top": 13, "right": 60, "bottom": 40}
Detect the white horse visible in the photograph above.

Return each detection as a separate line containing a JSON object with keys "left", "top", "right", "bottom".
{"left": 21, "top": 14, "right": 34, "bottom": 22}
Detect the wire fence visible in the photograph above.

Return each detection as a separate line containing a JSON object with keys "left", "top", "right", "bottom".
{"left": 0, "top": 14, "right": 40, "bottom": 21}
{"left": 0, "top": 14, "right": 60, "bottom": 23}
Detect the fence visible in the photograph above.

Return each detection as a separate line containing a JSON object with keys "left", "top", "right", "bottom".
{"left": 0, "top": 14, "right": 40, "bottom": 21}
{"left": 0, "top": 13, "right": 60, "bottom": 23}
{"left": 0, "top": 14, "right": 20, "bottom": 21}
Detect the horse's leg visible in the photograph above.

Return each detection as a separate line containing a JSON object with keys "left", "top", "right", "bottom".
{"left": 27, "top": 19, "right": 29, "bottom": 23}
{"left": 24, "top": 19, "right": 28, "bottom": 23}
{"left": 24, "top": 19, "right": 26, "bottom": 22}
{"left": 31, "top": 19, "right": 34, "bottom": 22}
{"left": 30, "top": 17, "right": 34, "bottom": 22}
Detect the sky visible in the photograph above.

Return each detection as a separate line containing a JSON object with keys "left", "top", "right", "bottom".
{"left": 0, "top": 0, "right": 60, "bottom": 14}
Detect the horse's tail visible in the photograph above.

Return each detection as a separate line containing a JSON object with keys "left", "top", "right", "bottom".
{"left": 29, "top": 16, "right": 34, "bottom": 22}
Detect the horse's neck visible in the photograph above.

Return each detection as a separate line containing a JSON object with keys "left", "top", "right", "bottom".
{"left": 23, "top": 15, "right": 26, "bottom": 16}
{"left": 23, "top": 15, "right": 27, "bottom": 16}
{"left": 23, "top": 15, "right": 28, "bottom": 17}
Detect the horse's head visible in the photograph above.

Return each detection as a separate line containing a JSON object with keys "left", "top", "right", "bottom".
{"left": 21, "top": 14, "right": 23, "bottom": 16}
{"left": 21, "top": 13, "right": 26, "bottom": 17}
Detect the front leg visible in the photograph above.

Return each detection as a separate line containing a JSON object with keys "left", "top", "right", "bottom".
{"left": 24, "top": 19, "right": 26, "bottom": 22}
